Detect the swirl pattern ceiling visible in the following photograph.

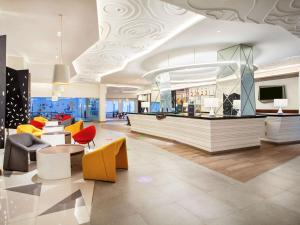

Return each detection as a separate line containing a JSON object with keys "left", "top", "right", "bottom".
{"left": 162, "top": 0, "right": 300, "bottom": 38}
{"left": 72, "top": 0, "right": 203, "bottom": 82}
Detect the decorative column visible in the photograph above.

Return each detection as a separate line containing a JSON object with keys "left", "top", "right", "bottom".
{"left": 99, "top": 84, "right": 107, "bottom": 122}
{"left": 157, "top": 73, "right": 172, "bottom": 112}
{"left": 0, "top": 35, "right": 6, "bottom": 148}
{"left": 216, "top": 44, "right": 256, "bottom": 116}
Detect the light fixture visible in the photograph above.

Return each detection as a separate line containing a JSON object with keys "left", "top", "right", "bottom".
{"left": 53, "top": 14, "right": 70, "bottom": 85}
{"left": 51, "top": 96, "right": 58, "bottom": 101}
{"left": 233, "top": 100, "right": 241, "bottom": 116}
{"left": 274, "top": 99, "right": 288, "bottom": 114}
{"left": 141, "top": 102, "right": 150, "bottom": 113}
{"left": 204, "top": 98, "right": 219, "bottom": 117}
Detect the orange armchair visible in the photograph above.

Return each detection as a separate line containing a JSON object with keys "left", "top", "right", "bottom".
{"left": 34, "top": 116, "right": 48, "bottom": 123}
{"left": 64, "top": 120, "right": 84, "bottom": 136}
{"left": 82, "top": 137, "right": 128, "bottom": 182}
{"left": 17, "top": 125, "right": 42, "bottom": 138}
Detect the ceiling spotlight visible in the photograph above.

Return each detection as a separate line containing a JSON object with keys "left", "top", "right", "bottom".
{"left": 57, "top": 31, "right": 62, "bottom": 37}
{"left": 217, "top": 30, "right": 221, "bottom": 33}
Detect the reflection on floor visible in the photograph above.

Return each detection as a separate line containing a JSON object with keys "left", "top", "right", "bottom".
{"left": 0, "top": 121, "right": 300, "bottom": 225}
{"left": 100, "top": 122, "right": 300, "bottom": 182}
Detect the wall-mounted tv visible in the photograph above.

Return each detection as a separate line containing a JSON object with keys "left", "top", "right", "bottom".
{"left": 259, "top": 86, "right": 286, "bottom": 102}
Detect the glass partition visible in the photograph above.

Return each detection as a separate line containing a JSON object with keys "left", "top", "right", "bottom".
{"left": 106, "top": 100, "right": 119, "bottom": 118}
{"left": 122, "top": 100, "right": 135, "bottom": 113}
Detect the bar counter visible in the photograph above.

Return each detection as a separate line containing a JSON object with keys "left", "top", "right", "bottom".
{"left": 128, "top": 113, "right": 266, "bottom": 153}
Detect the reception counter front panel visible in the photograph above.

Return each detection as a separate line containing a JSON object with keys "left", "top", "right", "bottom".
{"left": 128, "top": 114, "right": 266, "bottom": 153}
{"left": 262, "top": 114, "right": 300, "bottom": 143}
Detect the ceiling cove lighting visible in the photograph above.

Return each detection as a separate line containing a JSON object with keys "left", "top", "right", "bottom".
{"left": 143, "top": 61, "right": 238, "bottom": 81}
{"left": 53, "top": 14, "right": 70, "bottom": 85}
{"left": 105, "top": 84, "right": 141, "bottom": 89}
{"left": 72, "top": 0, "right": 205, "bottom": 81}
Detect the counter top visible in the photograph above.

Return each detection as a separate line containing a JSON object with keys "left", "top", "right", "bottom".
{"left": 259, "top": 113, "right": 300, "bottom": 117}
{"left": 128, "top": 113, "right": 266, "bottom": 120}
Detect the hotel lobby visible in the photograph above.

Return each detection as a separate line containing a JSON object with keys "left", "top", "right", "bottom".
{"left": 1, "top": 0, "right": 300, "bottom": 225}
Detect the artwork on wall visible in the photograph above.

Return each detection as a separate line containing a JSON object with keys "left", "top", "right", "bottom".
{"left": 175, "top": 85, "right": 216, "bottom": 113}
{"left": 0, "top": 35, "right": 6, "bottom": 148}
{"left": 223, "top": 93, "right": 240, "bottom": 115}
{"left": 5, "top": 67, "right": 30, "bottom": 129}
{"left": 31, "top": 97, "right": 99, "bottom": 121}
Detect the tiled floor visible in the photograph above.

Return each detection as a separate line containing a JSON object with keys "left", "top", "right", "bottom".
{"left": 1, "top": 122, "right": 300, "bottom": 225}
{"left": 100, "top": 122, "right": 300, "bottom": 182}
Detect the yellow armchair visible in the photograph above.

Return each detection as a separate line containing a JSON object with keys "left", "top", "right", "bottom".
{"left": 64, "top": 120, "right": 84, "bottom": 137}
{"left": 82, "top": 137, "right": 128, "bottom": 182}
{"left": 34, "top": 116, "right": 48, "bottom": 123}
{"left": 17, "top": 124, "right": 42, "bottom": 138}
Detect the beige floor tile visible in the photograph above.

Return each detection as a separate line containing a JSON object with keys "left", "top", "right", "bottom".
{"left": 105, "top": 214, "right": 148, "bottom": 225}
{"left": 269, "top": 191, "right": 300, "bottom": 214}
{"left": 140, "top": 203, "right": 205, "bottom": 225}
{"left": 177, "top": 191, "right": 236, "bottom": 220}
{"left": 239, "top": 200, "right": 300, "bottom": 225}
{"left": 209, "top": 184, "right": 264, "bottom": 209}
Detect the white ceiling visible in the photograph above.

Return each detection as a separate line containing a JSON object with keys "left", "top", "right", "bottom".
{"left": 0, "top": 0, "right": 98, "bottom": 82}
{"left": 102, "top": 18, "right": 300, "bottom": 86}
{"left": 1, "top": 0, "right": 300, "bottom": 88}
{"left": 72, "top": 0, "right": 203, "bottom": 82}
{"left": 162, "top": 0, "right": 300, "bottom": 38}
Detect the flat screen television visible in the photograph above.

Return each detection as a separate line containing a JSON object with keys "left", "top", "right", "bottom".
{"left": 259, "top": 86, "right": 286, "bottom": 102}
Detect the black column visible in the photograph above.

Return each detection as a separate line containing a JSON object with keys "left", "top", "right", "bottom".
{"left": 0, "top": 36, "right": 6, "bottom": 148}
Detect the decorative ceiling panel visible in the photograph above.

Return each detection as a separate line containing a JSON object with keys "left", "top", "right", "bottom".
{"left": 161, "top": 0, "right": 300, "bottom": 38}
{"left": 72, "top": 0, "right": 203, "bottom": 81}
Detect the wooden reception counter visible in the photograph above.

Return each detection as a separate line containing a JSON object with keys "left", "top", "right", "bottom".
{"left": 128, "top": 113, "right": 266, "bottom": 153}
{"left": 261, "top": 113, "right": 300, "bottom": 144}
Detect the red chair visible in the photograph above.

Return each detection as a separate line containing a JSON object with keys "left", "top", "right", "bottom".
{"left": 73, "top": 125, "right": 96, "bottom": 149}
{"left": 30, "top": 120, "right": 45, "bottom": 130}
{"left": 62, "top": 115, "right": 72, "bottom": 121}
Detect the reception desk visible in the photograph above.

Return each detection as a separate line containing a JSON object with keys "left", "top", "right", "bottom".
{"left": 261, "top": 114, "right": 300, "bottom": 144}
{"left": 128, "top": 113, "right": 266, "bottom": 153}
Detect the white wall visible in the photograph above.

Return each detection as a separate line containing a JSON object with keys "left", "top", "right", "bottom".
{"left": 106, "top": 93, "right": 137, "bottom": 99}
{"left": 31, "top": 83, "right": 100, "bottom": 98}
{"left": 7, "top": 55, "right": 28, "bottom": 70}
{"left": 255, "top": 77, "right": 299, "bottom": 110}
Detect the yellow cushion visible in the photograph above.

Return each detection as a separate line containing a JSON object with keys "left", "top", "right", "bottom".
{"left": 82, "top": 137, "right": 128, "bottom": 182}
{"left": 34, "top": 116, "right": 48, "bottom": 123}
{"left": 17, "top": 124, "right": 42, "bottom": 138}
{"left": 64, "top": 120, "right": 83, "bottom": 137}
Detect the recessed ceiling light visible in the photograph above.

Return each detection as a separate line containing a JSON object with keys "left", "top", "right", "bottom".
{"left": 217, "top": 30, "right": 221, "bottom": 33}
{"left": 57, "top": 31, "right": 62, "bottom": 37}
{"left": 55, "top": 55, "right": 59, "bottom": 59}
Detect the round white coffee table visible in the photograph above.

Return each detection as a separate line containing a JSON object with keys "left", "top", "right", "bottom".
{"left": 37, "top": 145, "right": 85, "bottom": 180}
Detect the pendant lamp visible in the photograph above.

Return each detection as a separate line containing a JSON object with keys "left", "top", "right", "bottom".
{"left": 53, "top": 14, "right": 70, "bottom": 84}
